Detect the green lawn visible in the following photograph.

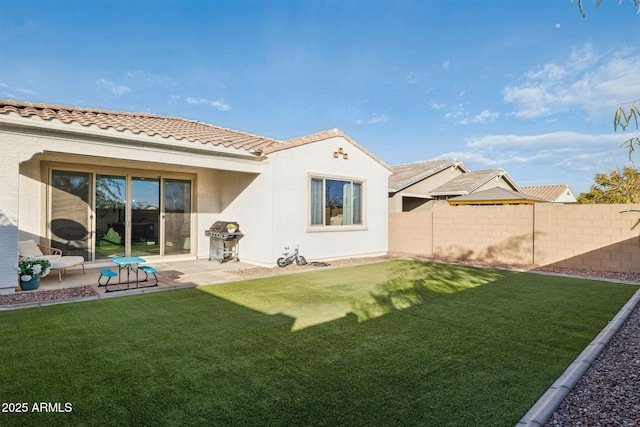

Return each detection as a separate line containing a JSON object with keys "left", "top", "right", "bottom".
{"left": 0, "top": 260, "right": 636, "bottom": 426}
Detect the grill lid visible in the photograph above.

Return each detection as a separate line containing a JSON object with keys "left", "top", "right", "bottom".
{"left": 205, "top": 221, "right": 242, "bottom": 239}
{"left": 208, "top": 221, "right": 239, "bottom": 232}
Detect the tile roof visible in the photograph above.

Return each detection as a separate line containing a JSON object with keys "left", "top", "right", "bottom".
{"left": 429, "top": 169, "right": 517, "bottom": 195}
{"left": 0, "top": 99, "right": 389, "bottom": 167}
{"left": 448, "top": 187, "right": 547, "bottom": 205}
{"left": 389, "top": 159, "right": 463, "bottom": 192}
{"left": 0, "top": 99, "right": 358, "bottom": 158}
{"left": 521, "top": 185, "right": 574, "bottom": 202}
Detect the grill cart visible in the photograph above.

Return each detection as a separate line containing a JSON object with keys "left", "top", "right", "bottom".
{"left": 205, "top": 221, "right": 243, "bottom": 263}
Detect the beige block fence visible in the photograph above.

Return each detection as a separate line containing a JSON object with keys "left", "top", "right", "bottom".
{"left": 389, "top": 203, "right": 640, "bottom": 273}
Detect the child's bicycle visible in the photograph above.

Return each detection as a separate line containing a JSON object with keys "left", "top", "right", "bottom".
{"left": 277, "top": 245, "right": 307, "bottom": 267}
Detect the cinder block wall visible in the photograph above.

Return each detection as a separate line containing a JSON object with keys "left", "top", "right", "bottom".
{"left": 389, "top": 203, "right": 640, "bottom": 273}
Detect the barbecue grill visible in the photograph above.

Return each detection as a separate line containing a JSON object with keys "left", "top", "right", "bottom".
{"left": 205, "top": 221, "right": 243, "bottom": 263}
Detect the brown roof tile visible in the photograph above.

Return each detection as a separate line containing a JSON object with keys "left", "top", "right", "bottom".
{"left": 0, "top": 99, "right": 282, "bottom": 154}
{"left": 0, "top": 99, "right": 389, "bottom": 168}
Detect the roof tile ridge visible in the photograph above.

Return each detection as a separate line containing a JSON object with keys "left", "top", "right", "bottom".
{"left": 181, "top": 119, "right": 283, "bottom": 144}
{"left": 391, "top": 161, "right": 458, "bottom": 187}
{"left": 257, "top": 129, "right": 335, "bottom": 155}
{"left": 392, "top": 158, "right": 457, "bottom": 168}
{"left": 0, "top": 98, "right": 175, "bottom": 120}
{"left": 0, "top": 99, "right": 284, "bottom": 149}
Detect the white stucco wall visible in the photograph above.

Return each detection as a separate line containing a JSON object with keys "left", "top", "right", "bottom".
{"left": 197, "top": 135, "right": 392, "bottom": 266}
{"left": 196, "top": 167, "right": 272, "bottom": 264}
{"left": 266, "top": 136, "right": 391, "bottom": 264}
{"left": 1, "top": 118, "right": 268, "bottom": 292}
{"left": 554, "top": 189, "right": 578, "bottom": 203}
{"left": 2, "top": 113, "right": 391, "bottom": 290}
{"left": 0, "top": 151, "right": 22, "bottom": 293}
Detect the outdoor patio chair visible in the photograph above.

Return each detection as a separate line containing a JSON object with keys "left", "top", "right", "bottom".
{"left": 18, "top": 240, "right": 86, "bottom": 282}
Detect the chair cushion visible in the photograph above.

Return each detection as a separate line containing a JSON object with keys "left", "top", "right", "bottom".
{"left": 18, "top": 240, "right": 44, "bottom": 257}
{"left": 50, "top": 256, "right": 85, "bottom": 270}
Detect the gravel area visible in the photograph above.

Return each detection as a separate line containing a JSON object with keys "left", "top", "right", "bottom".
{"left": 545, "top": 302, "right": 640, "bottom": 426}
{"left": 2, "top": 256, "right": 639, "bottom": 424}
{"left": 0, "top": 286, "right": 98, "bottom": 306}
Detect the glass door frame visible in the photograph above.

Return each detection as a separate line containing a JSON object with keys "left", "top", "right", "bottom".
{"left": 130, "top": 175, "right": 161, "bottom": 258}
{"left": 46, "top": 163, "right": 195, "bottom": 261}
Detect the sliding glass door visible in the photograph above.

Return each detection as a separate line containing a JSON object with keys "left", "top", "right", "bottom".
{"left": 95, "top": 175, "right": 126, "bottom": 259}
{"left": 164, "top": 179, "right": 191, "bottom": 255}
{"left": 50, "top": 168, "right": 192, "bottom": 261}
{"left": 131, "top": 177, "right": 160, "bottom": 257}
{"left": 50, "top": 170, "right": 91, "bottom": 259}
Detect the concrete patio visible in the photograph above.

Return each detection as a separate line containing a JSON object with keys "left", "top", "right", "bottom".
{"left": 16, "top": 258, "right": 258, "bottom": 296}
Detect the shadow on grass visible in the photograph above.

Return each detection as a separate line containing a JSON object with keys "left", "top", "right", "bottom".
{"left": 354, "top": 260, "right": 504, "bottom": 322}
{"left": 0, "top": 262, "right": 635, "bottom": 427}
{"left": 198, "top": 260, "right": 505, "bottom": 331}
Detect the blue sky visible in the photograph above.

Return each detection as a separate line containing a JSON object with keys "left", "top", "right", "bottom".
{"left": 2, "top": 1, "right": 640, "bottom": 194}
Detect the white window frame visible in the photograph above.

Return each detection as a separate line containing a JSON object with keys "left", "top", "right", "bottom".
{"left": 308, "top": 174, "right": 366, "bottom": 231}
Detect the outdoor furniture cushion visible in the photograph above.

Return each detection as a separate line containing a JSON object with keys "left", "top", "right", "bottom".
{"left": 19, "top": 240, "right": 85, "bottom": 282}
{"left": 18, "top": 240, "right": 44, "bottom": 257}
{"left": 49, "top": 256, "right": 85, "bottom": 282}
{"left": 49, "top": 256, "right": 85, "bottom": 270}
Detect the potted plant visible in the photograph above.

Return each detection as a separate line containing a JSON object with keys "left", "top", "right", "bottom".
{"left": 17, "top": 257, "right": 52, "bottom": 291}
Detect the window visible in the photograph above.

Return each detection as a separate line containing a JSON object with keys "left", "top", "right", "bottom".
{"left": 311, "top": 177, "right": 363, "bottom": 226}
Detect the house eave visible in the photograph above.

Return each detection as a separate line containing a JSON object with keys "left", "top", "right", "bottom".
{"left": 448, "top": 199, "right": 540, "bottom": 206}
{"left": 0, "top": 113, "right": 267, "bottom": 163}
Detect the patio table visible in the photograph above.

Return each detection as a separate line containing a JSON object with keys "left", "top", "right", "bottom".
{"left": 106, "top": 256, "right": 157, "bottom": 292}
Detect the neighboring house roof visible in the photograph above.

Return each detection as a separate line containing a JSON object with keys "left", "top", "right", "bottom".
{"left": 447, "top": 187, "right": 547, "bottom": 205}
{"left": 0, "top": 99, "right": 389, "bottom": 168}
{"left": 389, "top": 159, "right": 466, "bottom": 193}
{"left": 521, "top": 184, "right": 577, "bottom": 203}
{"left": 430, "top": 168, "right": 520, "bottom": 197}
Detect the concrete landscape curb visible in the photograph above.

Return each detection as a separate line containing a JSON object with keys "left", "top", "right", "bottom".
{"left": 516, "top": 287, "right": 640, "bottom": 426}
{"left": 0, "top": 282, "right": 198, "bottom": 311}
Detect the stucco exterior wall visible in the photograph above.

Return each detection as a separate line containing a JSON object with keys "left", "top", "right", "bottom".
{"left": 554, "top": 191, "right": 578, "bottom": 204}
{"left": 267, "top": 136, "right": 391, "bottom": 263}
{"left": 2, "top": 116, "right": 391, "bottom": 291}
{"left": 0, "top": 150, "right": 22, "bottom": 293}
{"left": 388, "top": 166, "right": 464, "bottom": 212}
{"left": 205, "top": 166, "right": 274, "bottom": 265}
{"left": 474, "top": 177, "right": 514, "bottom": 192}
{"left": 389, "top": 203, "right": 640, "bottom": 273}
{"left": 195, "top": 168, "right": 266, "bottom": 262}
{"left": 1, "top": 121, "right": 268, "bottom": 293}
